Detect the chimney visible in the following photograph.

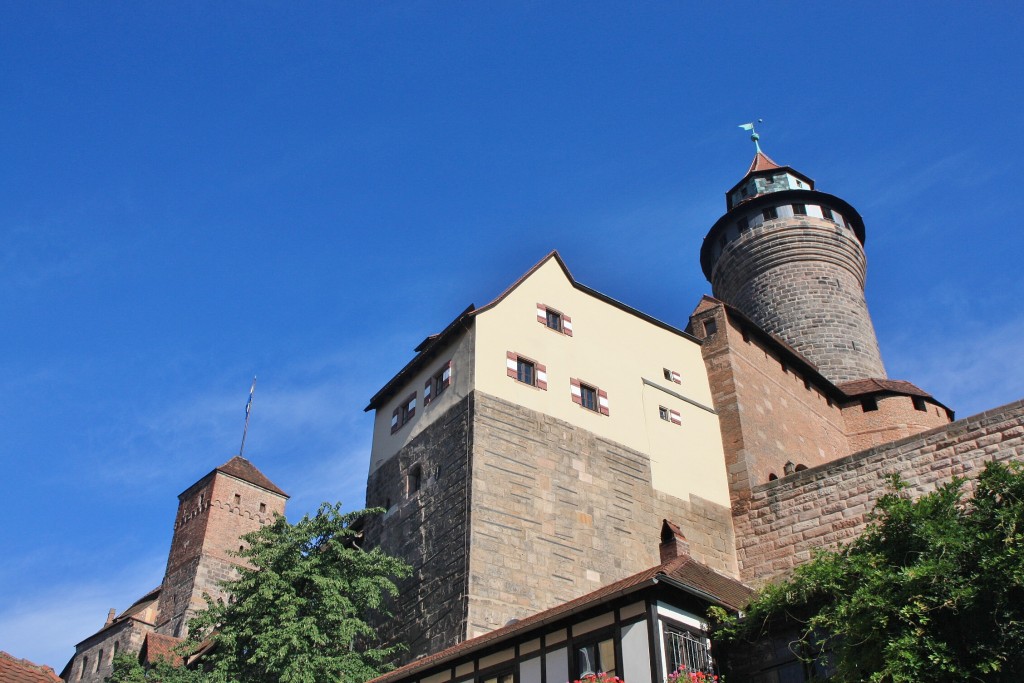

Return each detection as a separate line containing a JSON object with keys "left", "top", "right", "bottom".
{"left": 105, "top": 608, "right": 116, "bottom": 626}
{"left": 659, "top": 519, "right": 690, "bottom": 563}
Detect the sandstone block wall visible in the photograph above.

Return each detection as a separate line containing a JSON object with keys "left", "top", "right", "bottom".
{"left": 710, "top": 217, "right": 885, "bottom": 383}
{"left": 734, "top": 399, "right": 1024, "bottom": 584}
{"left": 364, "top": 395, "right": 474, "bottom": 661}
{"left": 842, "top": 393, "right": 953, "bottom": 453}
{"left": 157, "top": 472, "right": 284, "bottom": 637}
{"left": 465, "top": 392, "right": 737, "bottom": 638}
{"left": 691, "top": 303, "right": 851, "bottom": 496}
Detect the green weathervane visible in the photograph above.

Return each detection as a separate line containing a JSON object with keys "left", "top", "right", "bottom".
{"left": 739, "top": 119, "right": 764, "bottom": 153}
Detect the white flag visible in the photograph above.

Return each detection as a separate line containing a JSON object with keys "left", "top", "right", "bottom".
{"left": 739, "top": 122, "right": 755, "bottom": 131}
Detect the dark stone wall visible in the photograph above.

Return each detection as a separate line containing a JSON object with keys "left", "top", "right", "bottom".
{"left": 364, "top": 394, "right": 475, "bottom": 663}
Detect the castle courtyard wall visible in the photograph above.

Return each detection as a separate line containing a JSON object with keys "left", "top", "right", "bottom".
{"left": 733, "top": 399, "right": 1024, "bottom": 584}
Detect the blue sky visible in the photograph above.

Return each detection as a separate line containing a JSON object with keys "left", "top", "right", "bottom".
{"left": 3, "top": 2, "right": 1023, "bottom": 669}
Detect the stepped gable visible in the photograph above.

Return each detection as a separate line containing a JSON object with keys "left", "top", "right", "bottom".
{"left": 368, "top": 554, "right": 752, "bottom": 683}
{"left": 0, "top": 652, "right": 61, "bottom": 683}
{"left": 215, "top": 456, "right": 288, "bottom": 497}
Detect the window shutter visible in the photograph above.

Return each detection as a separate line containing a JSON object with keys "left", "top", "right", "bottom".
{"left": 424, "top": 379, "right": 432, "bottom": 405}
{"left": 598, "top": 389, "right": 609, "bottom": 416}
{"left": 441, "top": 361, "right": 452, "bottom": 389}
{"left": 406, "top": 394, "right": 416, "bottom": 420}
{"left": 670, "top": 370, "right": 681, "bottom": 384}
{"left": 506, "top": 351, "right": 518, "bottom": 378}
{"left": 570, "top": 378, "right": 582, "bottom": 405}
{"left": 536, "top": 303, "right": 547, "bottom": 324}
{"left": 670, "top": 409, "right": 682, "bottom": 425}
{"left": 562, "top": 315, "right": 573, "bottom": 337}
{"left": 536, "top": 363, "right": 548, "bottom": 391}
{"left": 390, "top": 408, "right": 400, "bottom": 434}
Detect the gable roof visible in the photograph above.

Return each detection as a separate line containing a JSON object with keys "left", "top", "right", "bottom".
{"left": 0, "top": 652, "right": 61, "bottom": 683}
{"left": 368, "top": 554, "right": 752, "bottom": 683}
{"left": 366, "top": 251, "right": 699, "bottom": 411}
{"left": 215, "top": 456, "right": 288, "bottom": 497}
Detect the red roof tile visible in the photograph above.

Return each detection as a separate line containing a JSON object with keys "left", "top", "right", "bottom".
{"left": 0, "top": 652, "right": 61, "bottom": 683}
{"left": 368, "top": 555, "right": 752, "bottom": 683}
{"left": 837, "top": 378, "right": 932, "bottom": 399}
{"left": 141, "top": 633, "right": 185, "bottom": 667}
{"left": 746, "top": 150, "right": 782, "bottom": 175}
{"left": 216, "top": 456, "right": 288, "bottom": 497}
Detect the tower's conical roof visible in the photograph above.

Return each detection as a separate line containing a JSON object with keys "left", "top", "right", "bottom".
{"left": 746, "top": 150, "right": 782, "bottom": 175}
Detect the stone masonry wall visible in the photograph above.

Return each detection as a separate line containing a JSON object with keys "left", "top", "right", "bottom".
{"left": 710, "top": 217, "right": 886, "bottom": 383}
{"left": 690, "top": 302, "right": 851, "bottom": 499}
{"left": 734, "top": 399, "right": 1024, "bottom": 584}
{"left": 465, "top": 392, "right": 737, "bottom": 639}
{"left": 842, "top": 393, "right": 952, "bottom": 453}
{"left": 157, "top": 473, "right": 284, "bottom": 637}
{"left": 364, "top": 395, "right": 474, "bottom": 663}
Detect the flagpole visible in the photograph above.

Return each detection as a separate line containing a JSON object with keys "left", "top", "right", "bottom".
{"left": 239, "top": 376, "right": 257, "bottom": 457}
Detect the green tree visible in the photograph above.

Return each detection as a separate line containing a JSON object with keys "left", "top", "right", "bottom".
{"left": 107, "top": 652, "right": 203, "bottom": 683}
{"left": 715, "top": 461, "right": 1024, "bottom": 683}
{"left": 185, "top": 503, "right": 411, "bottom": 683}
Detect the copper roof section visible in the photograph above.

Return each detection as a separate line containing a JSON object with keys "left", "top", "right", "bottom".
{"left": 368, "top": 554, "right": 752, "bottom": 683}
{"left": 0, "top": 653, "right": 61, "bottom": 683}
{"left": 215, "top": 455, "right": 288, "bottom": 498}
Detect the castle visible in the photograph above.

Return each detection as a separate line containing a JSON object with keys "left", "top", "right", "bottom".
{"left": 59, "top": 457, "right": 288, "bottom": 683}
{"left": 59, "top": 142, "right": 1024, "bottom": 682}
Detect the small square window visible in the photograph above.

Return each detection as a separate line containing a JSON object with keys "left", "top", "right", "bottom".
{"left": 259, "top": 502, "right": 266, "bottom": 513}
{"left": 663, "top": 368, "right": 672, "bottom": 381}
{"left": 546, "top": 309, "right": 563, "bottom": 332}
{"left": 820, "top": 206, "right": 834, "bottom": 221}
{"left": 913, "top": 396, "right": 927, "bottom": 412}
{"left": 792, "top": 203, "right": 807, "bottom": 215}
{"left": 861, "top": 397, "right": 878, "bottom": 412}
{"left": 580, "top": 384, "right": 598, "bottom": 412}
{"left": 517, "top": 358, "right": 535, "bottom": 386}
{"left": 704, "top": 319, "right": 717, "bottom": 336}
{"left": 762, "top": 206, "right": 778, "bottom": 221}
{"left": 659, "top": 406, "right": 670, "bottom": 421}
{"left": 737, "top": 216, "right": 749, "bottom": 231}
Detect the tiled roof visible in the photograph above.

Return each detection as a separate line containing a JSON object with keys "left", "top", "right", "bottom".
{"left": 746, "top": 150, "right": 782, "bottom": 175}
{"left": 216, "top": 456, "right": 288, "bottom": 497}
{"left": 141, "top": 633, "right": 185, "bottom": 667}
{"left": 837, "top": 378, "right": 939, "bottom": 402}
{"left": 0, "top": 652, "right": 61, "bottom": 683}
{"left": 368, "top": 555, "right": 752, "bottom": 683}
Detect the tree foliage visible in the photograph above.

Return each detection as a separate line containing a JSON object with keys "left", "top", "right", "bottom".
{"left": 714, "top": 461, "right": 1024, "bottom": 683}
{"left": 188, "top": 503, "right": 410, "bottom": 683}
{"left": 107, "top": 652, "right": 203, "bottom": 683}
{"left": 109, "top": 503, "right": 410, "bottom": 683}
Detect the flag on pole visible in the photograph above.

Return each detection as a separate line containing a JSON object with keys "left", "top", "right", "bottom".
{"left": 739, "top": 122, "right": 755, "bottom": 131}
{"left": 245, "top": 377, "right": 256, "bottom": 418}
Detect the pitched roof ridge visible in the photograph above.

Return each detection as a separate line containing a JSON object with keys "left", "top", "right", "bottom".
{"left": 0, "top": 651, "right": 62, "bottom": 682}
{"left": 747, "top": 150, "right": 782, "bottom": 174}
{"left": 216, "top": 456, "right": 288, "bottom": 498}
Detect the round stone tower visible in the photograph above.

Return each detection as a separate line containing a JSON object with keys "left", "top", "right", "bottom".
{"left": 700, "top": 146, "right": 886, "bottom": 383}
